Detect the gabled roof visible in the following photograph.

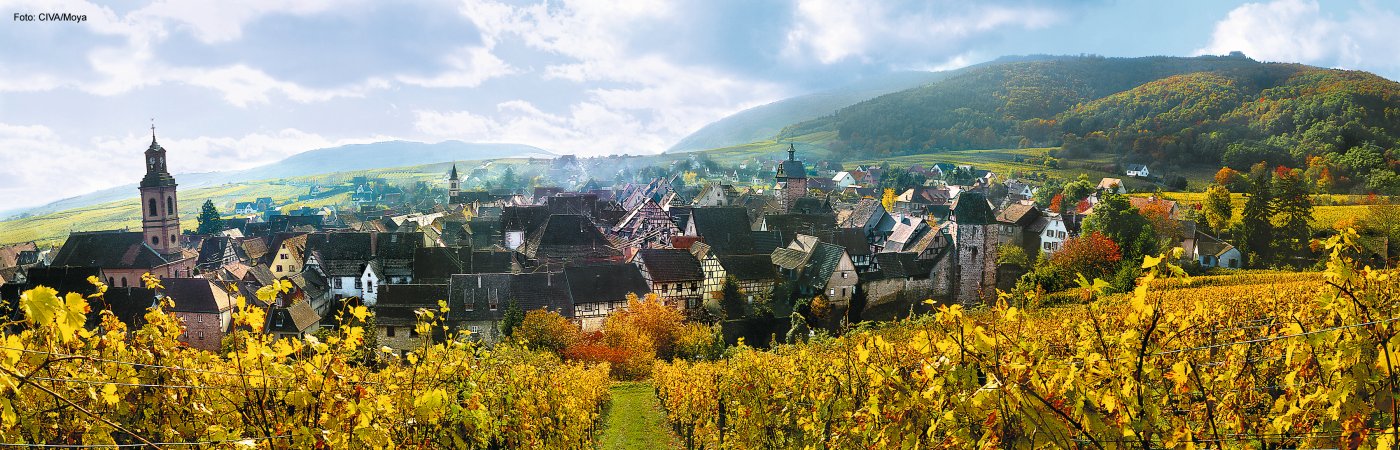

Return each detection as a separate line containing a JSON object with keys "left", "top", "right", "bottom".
{"left": 375, "top": 283, "right": 451, "bottom": 326}
{"left": 636, "top": 249, "right": 703, "bottom": 283}
{"left": 820, "top": 228, "right": 870, "bottom": 256}
{"left": 510, "top": 273, "right": 573, "bottom": 317}
{"left": 798, "top": 243, "right": 848, "bottom": 291}
{"left": 770, "top": 247, "right": 810, "bottom": 270}
{"left": 687, "top": 207, "right": 753, "bottom": 255}
{"left": 996, "top": 203, "right": 1042, "bottom": 227}
{"left": 412, "top": 247, "right": 469, "bottom": 283}
{"left": 563, "top": 264, "right": 650, "bottom": 305}
{"left": 875, "top": 252, "right": 931, "bottom": 279}
{"left": 0, "top": 242, "right": 37, "bottom": 268}
{"left": 749, "top": 231, "right": 785, "bottom": 255}
{"left": 764, "top": 213, "right": 836, "bottom": 244}
{"left": 51, "top": 231, "right": 172, "bottom": 269}
{"left": 266, "top": 300, "right": 319, "bottom": 334}
{"left": 1195, "top": 232, "right": 1237, "bottom": 258}
{"left": 520, "top": 214, "right": 621, "bottom": 262}
{"left": 450, "top": 273, "right": 513, "bottom": 322}
{"left": 163, "top": 278, "right": 235, "bottom": 314}
{"left": 716, "top": 254, "right": 776, "bottom": 281}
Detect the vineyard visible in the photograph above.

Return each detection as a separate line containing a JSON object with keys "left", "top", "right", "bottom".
{"left": 0, "top": 276, "right": 610, "bottom": 448}
{"left": 655, "top": 230, "right": 1400, "bottom": 448}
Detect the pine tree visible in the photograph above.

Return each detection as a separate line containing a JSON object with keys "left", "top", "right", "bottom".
{"left": 196, "top": 200, "right": 223, "bottom": 235}
{"left": 500, "top": 300, "right": 525, "bottom": 338}
{"left": 1237, "top": 163, "right": 1275, "bottom": 266}
{"left": 1273, "top": 167, "right": 1313, "bottom": 263}
{"left": 719, "top": 276, "right": 745, "bottom": 320}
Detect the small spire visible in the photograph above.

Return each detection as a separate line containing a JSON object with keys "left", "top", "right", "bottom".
{"left": 150, "top": 118, "right": 156, "bottom": 142}
{"left": 787, "top": 143, "right": 796, "bottom": 161}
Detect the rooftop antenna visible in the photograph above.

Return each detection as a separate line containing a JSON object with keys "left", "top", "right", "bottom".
{"left": 150, "top": 118, "right": 156, "bottom": 141}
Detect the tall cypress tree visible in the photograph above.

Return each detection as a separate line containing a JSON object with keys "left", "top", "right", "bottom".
{"left": 1237, "top": 162, "right": 1275, "bottom": 267}
{"left": 196, "top": 200, "right": 223, "bottom": 235}
{"left": 1273, "top": 167, "right": 1314, "bottom": 264}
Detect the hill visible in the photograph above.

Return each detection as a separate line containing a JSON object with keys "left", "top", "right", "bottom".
{"left": 3, "top": 140, "right": 550, "bottom": 220}
{"left": 665, "top": 71, "right": 950, "bottom": 153}
{"left": 784, "top": 55, "right": 1400, "bottom": 194}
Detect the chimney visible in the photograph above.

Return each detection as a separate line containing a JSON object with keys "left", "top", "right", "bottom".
{"left": 369, "top": 231, "right": 378, "bottom": 257}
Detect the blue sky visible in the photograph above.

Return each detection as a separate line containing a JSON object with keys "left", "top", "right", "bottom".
{"left": 2, "top": 0, "right": 1399, "bottom": 210}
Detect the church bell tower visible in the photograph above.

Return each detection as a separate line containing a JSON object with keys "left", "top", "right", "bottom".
{"left": 139, "top": 123, "right": 181, "bottom": 256}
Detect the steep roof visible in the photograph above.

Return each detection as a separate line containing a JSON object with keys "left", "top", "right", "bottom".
{"left": 266, "top": 300, "right": 320, "bottom": 334}
{"left": 798, "top": 243, "right": 847, "bottom": 291}
{"left": 951, "top": 192, "right": 995, "bottom": 225}
{"left": 636, "top": 248, "right": 704, "bottom": 283}
{"left": 716, "top": 254, "right": 776, "bottom": 281}
{"left": 51, "top": 231, "right": 172, "bottom": 269}
{"left": 412, "top": 247, "right": 469, "bottom": 283}
{"left": 764, "top": 213, "right": 836, "bottom": 244}
{"left": 375, "top": 283, "right": 450, "bottom": 326}
{"left": 819, "top": 228, "right": 870, "bottom": 257}
{"left": 510, "top": 272, "right": 573, "bottom": 317}
{"left": 520, "top": 214, "right": 621, "bottom": 263}
{"left": 875, "top": 252, "right": 931, "bottom": 279}
{"left": 450, "top": 273, "right": 513, "bottom": 322}
{"left": 163, "top": 278, "right": 235, "bottom": 314}
{"left": 563, "top": 264, "right": 650, "bottom": 305}
{"left": 687, "top": 207, "right": 753, "bottom": 255}
{"left": 0, "top": 242, "right": 37, "bottom": 268}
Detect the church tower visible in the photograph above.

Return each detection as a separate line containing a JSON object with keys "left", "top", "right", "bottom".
{"left": 140, "top": 124, "right": 181, "bottom": 256}
{"left": 775, "top": 143, "right": 807, "bottom": 211}
{"left": 448, "top": 163, "right": 461, "bottom": 198}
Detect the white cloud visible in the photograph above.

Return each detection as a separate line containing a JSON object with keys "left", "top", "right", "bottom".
{"left": 0, "top": 123, "right": 393, "bottom": 210}
{"left": 395, "top": 46, "right": 519, "bottom": 88}
{"left": 131, "top": 0, "right": 351, "bottom": 43}
{"left": 784, "top": 0, "right": 1063, "bottom": 64}
{"left": 1198, "top": 0, "right": 1400, "bottom": 72}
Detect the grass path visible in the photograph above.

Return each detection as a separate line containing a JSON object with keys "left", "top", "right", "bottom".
{"left": 598, "top": 382, "right": 679, "bottom": 450}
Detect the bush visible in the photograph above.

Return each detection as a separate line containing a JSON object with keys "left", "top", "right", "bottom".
{"left": 515, "top": 309, "right": 580, "bottom": 354}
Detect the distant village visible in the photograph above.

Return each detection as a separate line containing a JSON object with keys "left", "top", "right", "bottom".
{"left": 0, "top": 133, "right": 1228, "bottom": 352}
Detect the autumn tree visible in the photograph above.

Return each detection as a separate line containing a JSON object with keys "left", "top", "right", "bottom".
{"left": 881, "top": 188, "right": 896, "bottom": 212}
{"left": 514, "top": 309, "right": 580, "bottom": 354}
{"left": 1137, "top": 199, "right": 1183, "bottom": 248}
{"left": 1362, "top": 200, "right": 1400, "bottom": 261}
{"left": 1082, "top": 191, "right": 1159, "bottom": 262}
{"left": 1049, "top": 231, "right": 1122, "bottom": 282}
{"left": 1202, "top": 184, "right": 1234, "bottom": 233}
{"left": 196, "top": 200, "right": 223, "bottom": 235}
{"left": 1214, "top": 167, "right": 1247, "bottom": 190}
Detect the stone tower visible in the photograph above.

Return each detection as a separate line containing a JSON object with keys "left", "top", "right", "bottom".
{"left": 775, "top": 144, "right": 807, "bottom": 211}
{"left": 949, "top": 191, "right": 997, "bottom": 306}
{"left": 140, "top": 125, "right": 181, "bottom": 256}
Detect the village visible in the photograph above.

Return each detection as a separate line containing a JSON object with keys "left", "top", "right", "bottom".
{"left": 0, "top": 132, "right": 1229, "bottom": 353}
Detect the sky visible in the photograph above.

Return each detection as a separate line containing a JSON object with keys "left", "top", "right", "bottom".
{"left": 2, "top": 0, "right": 1400, "bottom": 211}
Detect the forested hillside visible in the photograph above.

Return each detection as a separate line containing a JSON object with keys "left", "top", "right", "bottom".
{"left": 789, "top": 55, "right": 1400, "bottom": 194}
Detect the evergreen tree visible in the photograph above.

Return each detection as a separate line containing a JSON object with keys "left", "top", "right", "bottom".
{"left": 196, "top": 200, "right": 223, "bottom": 235}
{"left": 719, "top": 276, "right": 746, "bottom": 320}
{"left": 1237, "top": 162, "right": 1275, "bottom": 266}
{"left": 1202, "top": 184, "right": 1234, "bottom": 234}
{"left": 500, "top": 300, "right": 525, "bottom": 338}
{"left": 1272, "top": 167, "right": 1313, "bottom": 263}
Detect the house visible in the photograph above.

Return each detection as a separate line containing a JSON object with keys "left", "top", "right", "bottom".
{"left": 821, "top": 228, "right": 874, "bottom": 273}
{"left": 161, "top": 278, "right": 237, "bottom": 352}
{"left": 715, "top": 254, "right": 777, "bottom": 301}
{"left": 195, "top": 235, "right": 240, "bottom": 273}
{"left": 612, "top": 200, "right": 679, "bottom": 249}
{"left": 265, "top": 233, "right": 308, "bottom": 279}
{"left": 374, "top": 283, "right": 451, "bottom": 352}
{"left": 930, "top": 191, "right": 999, "bottom": 306}
{"left": 690, "top": 183, "right": 735, "bottom": 208}
{"left": 634, "top": 248, "right": 705, "bottom": 310}
{"left": 1004, "top": 180, "right": 1035, "bottom": 202}
{"left": 685, "top": 207, "right": 755, "bottom": 255}
{"left": 265, "top": 299, "right": 321, "bottom": 341}
{"left": 1129, "top": 196, "right": 1180, "bottom": 220}
{"left": 564, "top": 264, "right": 651, "bottom": 331}
{"left": 832, "top": 172, "right": 856, "bottom": 190}
{"left": 451, "top": 272, "right": 573, "bottom": 343}
{"left": 1097, "top": 178, "right": 1127, "bottom": 194}
{"left": 994, "top": 202, "right": 1044, "bottom": 255}
{"left": 1028, "top": 212, "right": 1068, "bottom": 255}
{"left": 519, "top": 214, "right": 622, "bottom": 267}
{"left": 283, "top": 269, "right": 332, "bottom": 316}
{"left": 689, "top": 242, "right": 726, "bottom": 302}
{"left": 1194, "top": 232, "right": 1241, "bottom": 269}
{"left": 771, "top": 235, "right": 857, "bottom": 304}
{"left": 233, "top": 202, "right": 258, "bottom": 215}
{"left": 1125, "top": 164, "right": 1150, "bottom": 178}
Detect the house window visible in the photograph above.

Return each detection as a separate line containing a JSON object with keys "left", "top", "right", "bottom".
{"left": 275, "top": 265, "right": 282, "bottom": 272}
{"left": 1229, "top": 258, "right": 1238, "bottom": 268}
{"left": 355, "top": 279, "right": 362, "bottom": 290}
{"left": 841, "top": 272, "right": 848, "bottom": 279}
{"left": 281, "top": 254, "right": 288, "bottom": 260}
{"left": 121, "top": 277, "right": 128, "bottom": 287}
{"left": 152, "top": 236, "right": 159, "bottom": 245}
{"left": 841, "top": 288, "right": 847, "bottom": 297}
{"left": 829, "top": 289, "right": 835, "bottom": 296}
{"left": 148, "top": 198, "right": 157, "bottom": 217}
{"left": 333, "top": 278, "right": 342, "bottom": 289}
{"left": 386, "top": 327, "right": 395, "bottom": 337}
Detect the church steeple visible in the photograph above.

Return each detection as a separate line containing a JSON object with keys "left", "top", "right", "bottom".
{"left": 447, "top": 162, "right": 461, "bottom": 198}
{"left": 139, "top": 121, "right": 180, "bottom": 256}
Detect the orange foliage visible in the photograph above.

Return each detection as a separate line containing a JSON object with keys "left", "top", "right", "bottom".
{"left": 1049, "top": 231, "right": 1123, "bottom": 281}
